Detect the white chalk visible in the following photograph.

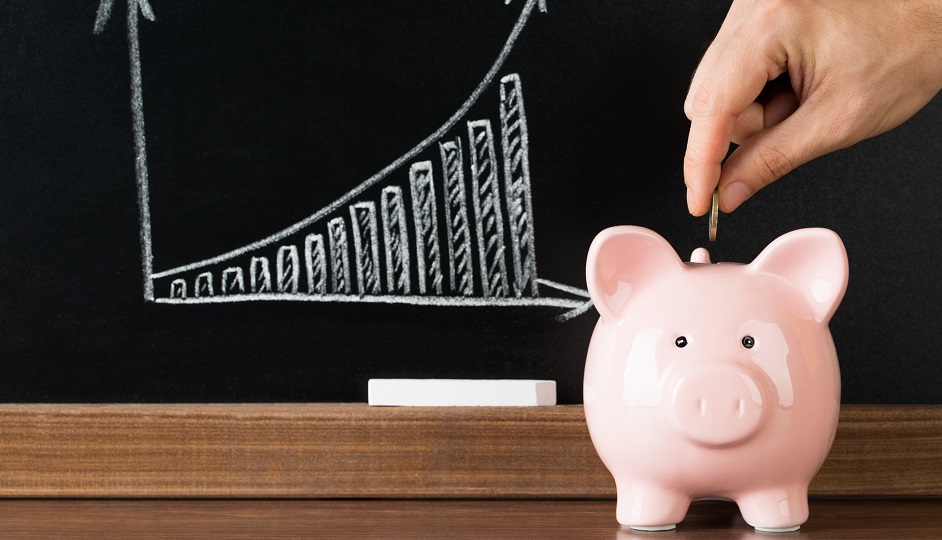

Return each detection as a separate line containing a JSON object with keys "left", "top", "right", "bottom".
{"left": 368, "top": 379, "right": 556, "bottom": 407}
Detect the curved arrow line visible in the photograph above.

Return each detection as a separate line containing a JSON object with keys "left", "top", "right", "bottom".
{"left": 152, "top": 0, "right": 540, "bottom": 279}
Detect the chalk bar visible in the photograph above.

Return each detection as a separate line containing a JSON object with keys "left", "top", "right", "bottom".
{"left": 368, "top": 379, "right": 556, "bottom": 406}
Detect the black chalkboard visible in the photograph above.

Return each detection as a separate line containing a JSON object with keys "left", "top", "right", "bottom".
{"left": 2, "top": 0, "right": 940, "bottom": 403}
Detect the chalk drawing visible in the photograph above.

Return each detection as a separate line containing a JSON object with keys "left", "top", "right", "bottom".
{"left": 95, "top": 0, "right": 594, "bottom": 321}
{"left": 250, "top": 256, "right": 272, "bottom": 294}
{"left": 499, "top": 74, "right": 538, "bottom": 298}
{"left": 156, "top": 294, "right": 583, "bottom": 309}
{"left": 468, "top": 120, "right": 510, "bottom": 298}
{"left": 170, "top": 279, "right": 187, "bottom": 300}
{"left": 276, "top": 246, "right": 300, "bottom": 294}
{"left": 328, "top": 218, "right": 352, "bottom": 295}
{"left": 304, "top": 234, "right": 327, "bottom": 295}
{"left": 439, "top": 139, "right": 475, "bottom": 296}
{"left": 507, "top": 0, "right": 549, "bottom": 14}
{"left": 195, "top": 272, "right": 214, "bottom": 298}
{"left": 350, "top": 202, "right": 382, "bottom": 296}
{"left": 94, "top": 0, "right": 156, "bottom": 301}
{"left": 380, "top": 187, "right": 412, "bottom": 295}
{"left": 409, "top": 162, "right": 444, "bottom": 295}
{"left": 538, "top": 279, "right": 594, "bottom": 321}
{"left": 140, "top": 1, "right": 541, "bottom": 280}
{"left": 221, "top": 267, "right": 245, "bottom": 296}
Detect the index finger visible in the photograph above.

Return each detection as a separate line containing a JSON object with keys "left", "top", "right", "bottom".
{"left": 684, "top": 38, "right": 787, "bottom": 215}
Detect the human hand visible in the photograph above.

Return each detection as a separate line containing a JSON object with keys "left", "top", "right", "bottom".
{"left": 684, "top": 0, "right": 942, "bottom": 215}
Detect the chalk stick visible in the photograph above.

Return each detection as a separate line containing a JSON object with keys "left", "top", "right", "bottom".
{"left": 368, "top": 379, "right": 556, "bottom": 407}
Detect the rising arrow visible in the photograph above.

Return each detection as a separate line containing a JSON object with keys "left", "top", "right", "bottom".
{"left": 94, "top": 0, "right": 157, "bottom": 302}
{"left": 506, "top": 0, "right": 547, "bottom": 14}
{"left": 93, "top": 0, "right": 155, "bottom": 35}
{"left": 94, "top": 0, "right": 548, "bottom": 304}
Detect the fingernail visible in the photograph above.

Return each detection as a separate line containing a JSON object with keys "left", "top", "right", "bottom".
{"left": 686, "top": 187, "right": 696, "bottom": 214}
{"left": 722, "top": 182, "right": 753, "bottom": 212}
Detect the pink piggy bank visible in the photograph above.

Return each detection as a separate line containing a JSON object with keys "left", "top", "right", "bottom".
{"left": 584, "top": 226, "right": 848, "bottom": 532}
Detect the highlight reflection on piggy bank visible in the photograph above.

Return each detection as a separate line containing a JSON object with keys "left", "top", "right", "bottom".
{"left": 584, "top": 226, "right": 848, "bottom": 532}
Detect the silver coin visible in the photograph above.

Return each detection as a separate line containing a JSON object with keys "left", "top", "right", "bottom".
{"left": 709, "top": 188, "right": 719, "bottom": 242}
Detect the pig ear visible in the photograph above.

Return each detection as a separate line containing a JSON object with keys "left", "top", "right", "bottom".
{"left": 750, "top": 228, "right": 849, "bottom": 324}
{"left": 586, "top": 226, "right": 684, "bottom": 325}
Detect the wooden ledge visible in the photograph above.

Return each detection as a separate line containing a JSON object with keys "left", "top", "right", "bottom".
{"left": 0, "top": 500, "right": 940, "bottom": 538}
{"left": 0, "top": 404, "right": 938, "bottom": 498}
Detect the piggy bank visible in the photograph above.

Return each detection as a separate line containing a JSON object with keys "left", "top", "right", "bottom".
{"left": 584, "top": 226, "right": 848, "bottom": 532}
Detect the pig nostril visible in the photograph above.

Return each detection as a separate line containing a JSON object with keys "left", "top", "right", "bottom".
{"left": 668, "top": 370, "right": 767, "bottom": 446}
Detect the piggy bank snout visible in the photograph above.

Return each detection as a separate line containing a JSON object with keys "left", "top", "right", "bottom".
{"left": 667, "top": 366, "right": 770, "bottom": 447}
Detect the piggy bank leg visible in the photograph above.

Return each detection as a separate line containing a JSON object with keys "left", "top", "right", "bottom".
{"left": 615, "top": 481, "right": 690, "bottom": 531}
{"left": 736, "top": 484, "right": 809, "bottom": 532}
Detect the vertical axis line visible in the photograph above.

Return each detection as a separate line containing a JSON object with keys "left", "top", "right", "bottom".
{"left": 127, "top": 0, "right": 155, "bottom": 301}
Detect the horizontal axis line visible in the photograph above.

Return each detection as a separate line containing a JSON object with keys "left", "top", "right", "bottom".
{"left": 156, "top": 294, "right": 585, "bottom": 309}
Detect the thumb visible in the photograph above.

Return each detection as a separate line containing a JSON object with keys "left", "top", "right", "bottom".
{"left": 717, "top": 103, "right": 833, "bottom": 212}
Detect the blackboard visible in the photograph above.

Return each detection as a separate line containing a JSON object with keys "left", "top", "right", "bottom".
{"left": 2, "top": 0, "right": 940, "bottom": 403}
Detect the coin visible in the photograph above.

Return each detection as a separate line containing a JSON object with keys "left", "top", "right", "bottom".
{"left": 709, "top": 188, "right": 719, "bottom": 242}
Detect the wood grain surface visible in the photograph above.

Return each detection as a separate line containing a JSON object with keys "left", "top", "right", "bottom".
{"left": 0, "top": 404, "right": 938, "bottom": 498}
{"left": 0, "top": 500, "right": 938, "bottom": 539}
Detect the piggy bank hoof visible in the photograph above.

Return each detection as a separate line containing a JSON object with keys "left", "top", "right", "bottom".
{"left": 754, "top": 525, "right": 800, "bottom": 533}
{"left": 628, "top": 524, "right": 676, "bottom": 532}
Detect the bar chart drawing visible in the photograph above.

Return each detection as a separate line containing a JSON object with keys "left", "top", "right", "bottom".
{"left": 468, "top": 119, "right": 510, "bottom": 298}
{"left": 250, "top": 257, "right": 272, "bottom": 294}
{"left": 304, "top": 234, "right": 328, "bottom": 295}
{"left": 499, "top": 74, "right": 539, "bottom": 298}
{"left": 410, "top": 162, "right": 445, "bottom": 295}
{"left": 350, "top": 203, "right": 382, "bottom": 296}
{"left": 439, "top": 139, "right": 474, "bottom": 297}
{"left": 94, "top": 0, "right": 593, "bottom": 321}
{"left": 221, "top": 268, "right": 245, "bottom": 296}
{"left": 381, "top": 187, "right": 412, "bottom": 295}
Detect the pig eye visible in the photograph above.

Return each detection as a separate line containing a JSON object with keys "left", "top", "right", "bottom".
{"left": 675, "top": 336, "right": 688, "bottom": 348}
{"left": 742, "top": 335, "right": 755, "bottom": 349}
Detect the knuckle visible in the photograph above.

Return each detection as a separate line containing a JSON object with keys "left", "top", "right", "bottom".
{"left": 742, "top": 0, "right": 803, "bottom": 56}
{"left": 684, "top": 148, "right": 709, "bottom": 173}
{"left": 754, "top": 147, "right": 793, "bottom": 185}
{"left": 751, "top": 0, "right": 801, "bottom": 31}
{"left": 683, "top": 152, "right": 700, "bottom": 175}
{"left": 689, "top": 81, "right": 719, "bottom": 117}
{"left": 683, "top": 152, "right": 716, "bottom": 190}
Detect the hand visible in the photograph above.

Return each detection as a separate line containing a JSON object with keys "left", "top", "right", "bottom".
{"left": 683, "top": 0, "right": 942, "bottom": 215}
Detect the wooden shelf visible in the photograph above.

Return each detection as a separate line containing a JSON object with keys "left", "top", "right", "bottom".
{"left": 0, "top": 404, "right": 939, "bottom": 498}
{"left": 0, "top": 500, "right": 939, "bottom": 538}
